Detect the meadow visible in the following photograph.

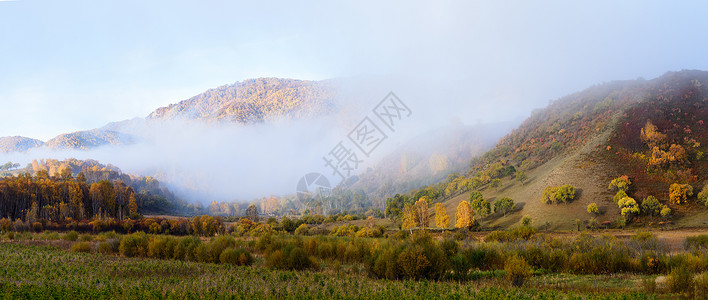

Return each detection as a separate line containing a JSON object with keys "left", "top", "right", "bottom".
{"left": 3, "top": 226, "right": 707, "bottom": 299}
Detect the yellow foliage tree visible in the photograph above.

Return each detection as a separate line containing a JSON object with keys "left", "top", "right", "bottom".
{"left": 640, "top": 120, "right": 667, "bottom": 148}
{"left": 669, "top": 183, "right": 693, "bottom": 205}
{"left": 128, "top": 193, "right": 139, "bottom": 217}
{"left": 401, "top": 203, "right": 417, "bottom": 232}
{"left": 455, "top": 201, "right": 475, "bottom": 229}
{"left": 434, "top": 203, "right": 449, "bottom": 228}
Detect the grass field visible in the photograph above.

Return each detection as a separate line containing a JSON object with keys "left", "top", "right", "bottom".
{"left": 0, "top": 238, "right": 662, "bottom": 300}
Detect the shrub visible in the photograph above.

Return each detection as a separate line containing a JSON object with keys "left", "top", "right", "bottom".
{"left": 294, "top": 224, "right": 309, "bottom": 236}
{"left": 119, "top": 232, "right": 149, "bottom": 257}
{"left": 608, "top": 176, "right": 631, "bottom": 192}
{"left": 207, "top": 235, "right": 236, "bottom": 263}
{"left": 660, "top": 205, "right": 672, "bottom": 218}
{"left": 63, "top": 231, "right": 79, "bottom": 241}
{"left": 521, "top": 215, "right": 532, "bottom": 227}
{"left": 587, "top": 203, "right": 599, "bottom": 215}
{"left": 220, "top": 248, "right": 254, "bottom": 266}
{"left": 685, "top": 235, "right": 708, "bottom": 252}
{"left": 695, "top": 272, "right": 708, "bottom": 297}
{"left": 71, "top": 242, "right": 92, "bottom": 253}
{"left": 194, "top": 244, "right": 210, "bottom": 262}
{"left": 98, "top": 242, "right": 113, "bottom": 254}
{"left": 667, "top": 265, "right": 694, "bottom": 294}
{"left": 80, "top": 234, "right": 93, "bottom": 242}
{"left": 0, "top": 218, "right": 11, "bottom": 232}
{"left": 618, "top": 197, "right": 640, "bottom": 218}
{"left": 449, "top": 253, "right": 470, "bottom": 280}
{"left": 32, "top": 222, "right": 43, "bottom": 232}
{"left": 641, "top": 196, "right": 662, "bottom": 216}
{"left": 148, "top": 235, "right": 178, "bottom": 259}
{"left": 698, "top": 183, "right": 708, "bottom": 206}
{"left": 266, "top": 244, "right": 316, "bottom": 270}
{"left": 505, "top": 255, "right": 532, "bottom": 287}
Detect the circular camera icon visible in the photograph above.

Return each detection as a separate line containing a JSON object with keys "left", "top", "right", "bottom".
{"left": 296, "top": 172, "right": 331, "bottom": 205}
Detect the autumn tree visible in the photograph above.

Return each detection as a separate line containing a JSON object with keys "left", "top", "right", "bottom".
{"left": 246, "top": 203, "right": 259, "bottom": 222}
{"left": 618, "top": 197, "right": 639, "bottom": 219}
{"left": 542, "top": 185, "right": 575, "bottom": 204}
{"left": 669, "top": 183, "right": 693, "bottom": 205}
{"left": 640, "top": 120, "right": 667, "bottom": 148}
{"left": 470, "top": 197, "right": 491, "bottom": 217}
{"left": 401, "top": 203, "right": 417, "bottom": 232}
{"left": 699, "top": 183, "right": 708, "bottom": 207}
{"left": 608, "top": 176, "right": 631, "bottom": 192}
{"left": 587, "top": 203, "right": 599, "bottom": 216}
{"left": 454, "top": 201, "right": 475, "bottom": 229}
{"left": 434, "top": 203, "right": 449, "bottom": 228}
{"left": 413, "top": 198, "right": 430, "bottom": 229}
{"left": 128, "top": 193, "right": 139, "bottom": 218}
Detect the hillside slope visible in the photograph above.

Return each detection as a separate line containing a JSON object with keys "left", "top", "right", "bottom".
{"left": 437, "top": 70, "right": 708, "bottom": 230}
{"left": 147, "top": 78, "right": 337, "bottom": 123}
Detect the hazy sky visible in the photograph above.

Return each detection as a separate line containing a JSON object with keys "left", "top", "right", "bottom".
{"left": 2, "top": 0, "right": 708, "bottom": 140}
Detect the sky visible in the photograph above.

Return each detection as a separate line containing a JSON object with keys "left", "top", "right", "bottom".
{"left": 2, "top": 1, "right": 708, "bottom": 141}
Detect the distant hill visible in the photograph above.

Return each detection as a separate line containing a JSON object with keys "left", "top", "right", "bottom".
{"left": 346, "top": 122, "right": 513, "bottom": 206}
{"left": 147, "top": 78, "right": 338, "bottom": 123}
{"left": 0, "top": 136, "right": 44, "bottom": 153}
{"left": 432, "top": 70, "right": 708, "bottom": 230}
{"left": 0, "top": 78, "right": 338, "bottom": 153}
{"left": 45, "top": 129, "right": 136, "bottom": 150}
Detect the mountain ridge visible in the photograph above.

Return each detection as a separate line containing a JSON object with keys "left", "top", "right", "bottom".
{"left": 0, "top": 78, "right": 338, "bottom": 153}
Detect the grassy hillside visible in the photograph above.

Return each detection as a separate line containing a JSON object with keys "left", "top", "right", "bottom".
{"left": 400, "top": 70, "right": 708, "bottom": 230}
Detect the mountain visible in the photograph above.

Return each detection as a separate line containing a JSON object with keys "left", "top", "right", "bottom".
{"left": 0, "top": 136, "right": 44, "bottom": 153}
{"left": 147, "top": 78, "right": 338, "bottom": 123}
{"left": 424, "top": 70, "right": 708, "bottom": 230}
{"left": 0, "top": 78, "right": 338, "bottom": 153}
{"left": 45, "top": 129, "right": 136, "bottom": 150}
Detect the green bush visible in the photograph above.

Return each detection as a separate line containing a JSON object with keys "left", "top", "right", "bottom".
{"left": 63, "top": 231, "right": 79, "bottom": 241}
{"left": 266, "top": 244, "right": 316, "bottom": 270}
{"left": 148, "top": 235, "right": 178, "bottom": 259}
{"left": 449, "top": 253, "right": 469, "bottom": 280}
{"left": 70, "top": 242, "right": 92, "bottom": 253}
{"left": 98, "top": 242, "right": 113, "bottom": 254}
{"left": 119, "top": 232, "right": 149, "bottom": 257}
{"left": 194, "top": 244, "right": 209, "bottom": 262}
{"left": 207, "top": 235, "right": 236, "bottom": 263}
{"left": 219, "top": 248, "right": 254, "bottom": 266}
{"left": 368, "top": 235, "right": 448, "bottom": 280}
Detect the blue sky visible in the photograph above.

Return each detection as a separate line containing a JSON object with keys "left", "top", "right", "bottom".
{"left": 2, "top": 1, "right": 708, "bottom": 140}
